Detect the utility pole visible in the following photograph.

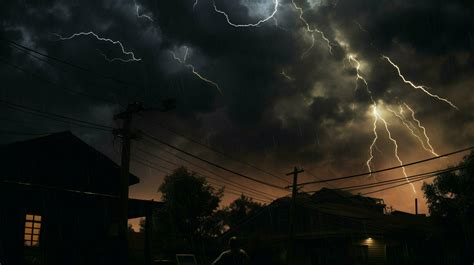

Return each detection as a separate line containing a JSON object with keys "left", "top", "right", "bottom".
{"left": 113, "top": 99, "right": 175, "bottom": 265}
{"left": 415, "top": 198, "right": 418, "bottom": 215}
{"left": 286, "top": 166, "right": 304, "bottom": 265}
{"left": 114, "top": 102, "right": 144, "bottom": 265}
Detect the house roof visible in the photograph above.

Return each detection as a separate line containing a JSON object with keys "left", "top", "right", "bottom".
{"left": 0, "top": 131, "right": 140, "bottom": 195}
{"left": 311, "top": 188, "right": 386, "bottom": 212}
{"left": 222, "top": 188, "right": 431, "bottom": 240}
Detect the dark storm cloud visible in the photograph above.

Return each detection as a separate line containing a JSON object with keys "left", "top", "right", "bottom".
{"left": 334, "top": 0, "right": 474, "bottom": 54}
{"left": 0, "top": 0, "right": 149, "bottom": 150}
{"left": 150, "top": 0, "right": 308, "bottom": 126}
{"left": 1, "top": 0, "right": 474, "bottom": 202}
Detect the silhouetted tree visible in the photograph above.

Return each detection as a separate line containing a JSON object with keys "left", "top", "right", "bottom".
{"left": 222, "top": 195, "right": 263, "bottom": 231}
{"left": 422, "top": 151, "right": 474, "bottom": 262}
{"left": 154, "top": 167, "right": 224, "bottom": 257}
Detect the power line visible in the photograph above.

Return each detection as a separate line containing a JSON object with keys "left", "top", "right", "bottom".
{"left": 139, "top": 130, "right": 287, "bottom": 191}
{"left": 132, "top": 158, "right": 170, "bottom": 175}
{"left": 346, "top": 175, "right": 435, "bottom": 192}
{"left": 0, "top": 37, "right": 140, "bottom": 89}
{"left": 0, "top": 56, "right": 122, "bottom": 106}
{"left": 206, "top": 179, "right": 273, "bottom": 203}
{"left": 134, "top": 145, "right": 182, "bottom": 168}
{"left": 304, "top": 164, "right": 471, "bottom": 193}
{"left": 297, "top": 146, "right": 474, "bottom": 186}
{"left": 303, "top": 175, "right": 430, "bottom": 196}
{"left": 131, "top": 155, "right": 175, "bottom": 174}
{"left": 361, "top": 175, "right": 436, "bottom": 196}
{"left": 217, "top": 188, "right": 271, "bottom": 204}
{"left": 358, "top": 163, "right": 474, "bottom": 195}
{"left": 304, "top": 170, "right": 337, "bottom": 189}
{"left": 346, "top": 174, "right": 436, "bottom": 193}
{"left": 131, "top": 152, "right": 272, "bottom": 203}
{"left": 343, "top": 165, "right": 472, "bottom": 192}
{"left": 0, "top": 99, "right": 113, "bottom": 132}
{"left": 134, "top": 142, "right": 276, "bottom": 200}
{"left": 0, "top": 100, "right": 274, "bottom": 200}
{"left": 315, "top": 163, "right": 474, "bottom": 196}
{"left": 134, "top": 142, "right": 277, "bottom": 200}
{"left": 143, "top": 119, "right": 290, "bottom": 184}
{"left": 135, "top": 142, "right": 277, "bottom": 199}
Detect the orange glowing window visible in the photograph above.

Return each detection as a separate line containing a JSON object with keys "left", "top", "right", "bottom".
{"left": 24, "top": 214, "right": 42, "bottom": 247}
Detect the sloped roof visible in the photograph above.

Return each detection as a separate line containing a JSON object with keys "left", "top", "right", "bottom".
{"left": 311, "top": 188, "right": 386, "bottom": 213}
{"left": 222, "top": 189, "right": 431, "bottom": 240}
{"left": 0, "top": 131, "right": 139, "bottom": 195}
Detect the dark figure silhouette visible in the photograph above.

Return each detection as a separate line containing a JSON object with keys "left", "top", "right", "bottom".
{"left": 212, "top": 237, "right": 250, "bottom": 265}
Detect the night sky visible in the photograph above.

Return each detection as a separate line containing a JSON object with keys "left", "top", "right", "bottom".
{"left": 1, "top": 0, "right": 474, "bottom": 215}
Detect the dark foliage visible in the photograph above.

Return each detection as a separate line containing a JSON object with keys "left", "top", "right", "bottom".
{"left": 422, "top": 151, "right": 474, "bottom": 261}
{"left": 153, "top": 167, "right": 224, "bottom": 258}
{"left": 221, "top": 194, "right": 264, "bottom": 231}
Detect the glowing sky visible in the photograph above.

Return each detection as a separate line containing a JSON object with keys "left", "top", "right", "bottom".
{"left": 1, "top": 0, "right": 474, "bottom": 215}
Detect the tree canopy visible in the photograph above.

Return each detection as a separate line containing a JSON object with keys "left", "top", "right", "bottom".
{"left": 150, "top": 167, "right": 267, "bottom": 260}
{"left": 422, "top": 151, "right": 474, "bottom": 261}
{"left": 158, "top": 167, "right": 224, "bottom": 240}
{"left": 221, "top": 194, "right": 263, "bottom": 231}
{"left": 423, "top": 151, "right": 474, "bottom": 223}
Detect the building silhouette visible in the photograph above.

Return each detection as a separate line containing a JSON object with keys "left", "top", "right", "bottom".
{"left": 0, "top": 131, "right": 161, "bottom": 265}
{"left": 223, "top": 188, "right": 436, "bottom": 265}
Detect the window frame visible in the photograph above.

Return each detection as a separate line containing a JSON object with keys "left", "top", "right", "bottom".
{"left": 24, "top": 214, "right": 42, "bottom": 247}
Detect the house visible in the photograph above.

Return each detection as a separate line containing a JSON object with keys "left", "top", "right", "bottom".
{"left": 0, "top": 131, "right": 162, "bottom": 265}
{"left": 223, "top": 188, "right": 437, "bottom": 265}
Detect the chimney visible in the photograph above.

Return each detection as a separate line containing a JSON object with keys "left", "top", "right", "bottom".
{"left": 415, "top": 198, "right": 418, "bottom": 215}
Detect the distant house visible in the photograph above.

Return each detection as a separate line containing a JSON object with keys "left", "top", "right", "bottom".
{"left": 0, "top": 131, "right": 162, "bottom": 265}
{"left": 223, "top": 188, "right": 437, "bottom": 265}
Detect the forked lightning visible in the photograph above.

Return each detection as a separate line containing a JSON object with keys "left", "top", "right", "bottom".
{"left": 171, "top": 47, "right": 222, "bottom": 94}
{"left": 55, "top": 31, "right": 141, "bottom": 62}
{"left": 383, "top": 56, "right": 458, "bottom": 109}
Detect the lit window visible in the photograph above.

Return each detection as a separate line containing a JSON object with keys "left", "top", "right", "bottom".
{"left": 24, "top": 214, "right": 42, "bottom": 247}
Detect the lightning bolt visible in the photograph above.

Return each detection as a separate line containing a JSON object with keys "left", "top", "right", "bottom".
{"left": 273, "top": 17, "right": 280, "bottom": 27}
{"left": 212, "top": 0, "right": 332, "bottom": 56}
{"left": 348, "top": 56, "right": 378, "bottom": 178}
{"left": 349, "top": 55, "right": 417, "bottom": 194}
{"left": 171, "top": 47, "right": 222, "bottom": 94}
{"left": 183, "top": 47, "right": 189, "bottom": 62}
{"left": 99, "top": 52, "right": 139, "bottom": 63}
{"left": 386, "top": 105, "right": 439, "bottom": 157}
{"left": 383, "top": 56, "right": 458, "bottom": 110}
{"left": 134, "top": 0, "right": 154, "bottom": 22}
{"left": 54, "top": 32, "right": 141, "bottom": 62}
{"left": 212, "top": 0, "right": 279, "bottom": 27}
{"left": 273, "top": 17, "right": 289, "bottom": 31}
{"left": 353, "top": 20, "right": 368, "bottom": 33}
{"left": 404, "top": 103, "right": 439, "bottom": 157}
{"left": 367, "top": 104, "right": 379, "bottom": 178}
{"left": 281, "top": 69, "right": 294, "bottom": 81}
{"left": 348, "top": 55, "right": 369, "bottom": 93}
{"left": 291, "top": 0, "right": 332, "bottom": 56}
{"left": 377, "top": 108, "right": 417, "bottom": 194}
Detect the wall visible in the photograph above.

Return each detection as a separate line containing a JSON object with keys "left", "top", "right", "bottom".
{"left": 356, "top": 238, "right": 386, "bottom": 265}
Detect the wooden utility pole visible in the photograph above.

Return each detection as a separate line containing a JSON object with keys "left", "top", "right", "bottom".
{"left": 415, "top": 198, "right": 418, "bottom": 215}
{"left": 286, "top": 166, "right": 304, "bottom": 265}
{"left": 114, "top": 102, "right": 144, "bottom": 265}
